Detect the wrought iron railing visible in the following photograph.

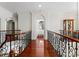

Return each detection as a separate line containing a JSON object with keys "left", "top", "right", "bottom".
{"left": 0, "top": 30, "right": 21, "bottom": 46}
{"left": 0, "top": 30, "right": 31, "bottom": 57}
{"left": 48, "top": 30, "right": 79, "bottom": 57}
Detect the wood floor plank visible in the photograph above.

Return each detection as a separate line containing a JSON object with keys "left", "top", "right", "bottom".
{"left": 19, "top": 39, "right": 59, "bottom": 57}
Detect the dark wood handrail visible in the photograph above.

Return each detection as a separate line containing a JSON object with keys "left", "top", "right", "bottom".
{"left": 6, "top": 32, "right": 26, "bottom": 35}
{"left": 0, "top": 30, "right": 21, "bottom": 32}
{"left": 0, "top": 40, "right": 6, "bottom": 48}
{"left": 48, "top": 30, "right": 79, "bottom": 42}
{"left": 60, "top": 30, "right": 79, "bottom": 34}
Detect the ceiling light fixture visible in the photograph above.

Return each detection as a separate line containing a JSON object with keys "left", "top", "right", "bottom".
{"left": 38, "top": 4, "right": 42, "bottom": 8}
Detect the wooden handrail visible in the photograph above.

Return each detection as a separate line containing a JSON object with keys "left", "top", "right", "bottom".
{"left": 0, "top": 30, "right": 21, "bottom": 32}
{"left": 60, "top": 30, "right": 79, "bottom": 34}
{"left": 0, "top": 40, "right": 6, "bottom": 48}
{"left": 48, "top": 30, "right": 79, "bottom": 42}
{"left": 6, "top": 32, "right": 26, "bottom": 35}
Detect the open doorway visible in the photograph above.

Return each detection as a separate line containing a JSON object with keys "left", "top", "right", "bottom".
{"left": 36, "top": 19, "right": 45, "bottom": 39}
{"left": 7, "top": 20, "right": 15, "bottom": 34}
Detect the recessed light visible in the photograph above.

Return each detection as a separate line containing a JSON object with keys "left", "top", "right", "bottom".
{"left": 38, "top": 4, "right": 42, "bottom": 8}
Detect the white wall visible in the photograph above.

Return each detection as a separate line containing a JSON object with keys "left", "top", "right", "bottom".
{"left": 32, "top": 12, "right": 41, "bottom": 39}
{"left": 0, "top": 2, "right": 78, "bottom": 40}
{"left": 32, "top": 3, "right": 78, "bottom": 39}
{"left": 0, "top": 5, "right": 32, "bottom": 34}
{"left": 32, "top": 12, "right": 40, "bottom": 40}
{"left": 77, "top": 3, "right": 79, "bottom": 30}
{"left": 46, "top": 3, "right": 78, "bottom": 33}
{"left": 0, "top": 6, "right": 12, "bottom": 30}
{"left": 0, "top": 6, "right": 13, "bottom": 43}
{"left": 18, "top": 11, "right": 32, "bottom": 32}
{"left": 32, "top": 11, "right": 47, "bottom": 40}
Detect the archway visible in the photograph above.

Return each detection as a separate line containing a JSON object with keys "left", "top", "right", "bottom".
{"left": 7, "top": 20, "right": 15, "bottom": 34}
{"left": 36, "top": 19, "right": 45, "bottom": 39}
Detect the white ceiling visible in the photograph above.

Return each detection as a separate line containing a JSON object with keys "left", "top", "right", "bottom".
{"left": 0, "top": 2, "right": 77, "bottom": 13}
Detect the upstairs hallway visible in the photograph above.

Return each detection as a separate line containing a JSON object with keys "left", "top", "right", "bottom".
{"left": 19, "top": 35, "right": 59, "bottom": 57}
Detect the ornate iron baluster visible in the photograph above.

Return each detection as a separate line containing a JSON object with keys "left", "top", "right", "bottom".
{"left": 76, "top": 42, "right": 77, "bottom": 57}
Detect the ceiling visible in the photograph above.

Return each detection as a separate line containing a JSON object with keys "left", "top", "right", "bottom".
{"left": 0, "top": 2, "right": 77, "bottom": 13}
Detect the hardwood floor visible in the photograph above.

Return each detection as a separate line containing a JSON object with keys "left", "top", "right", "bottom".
{"left": 19, "top": 38, "right": 59, "bottom": 57}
